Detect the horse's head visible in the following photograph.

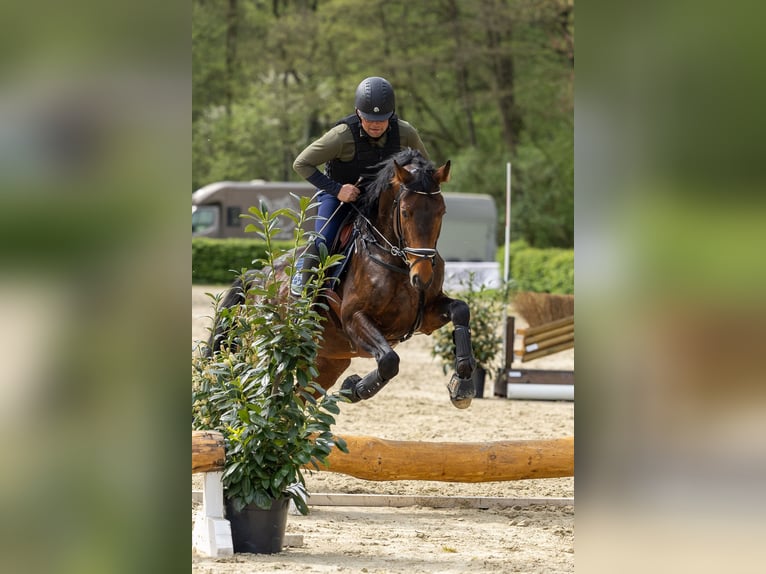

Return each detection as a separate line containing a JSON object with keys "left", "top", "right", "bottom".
{"left": 391, "top": 157, "right": 450, "bottom": 290}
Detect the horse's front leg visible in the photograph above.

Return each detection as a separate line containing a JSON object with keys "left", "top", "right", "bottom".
{"left": 422, "top": 296, "right": 477, "bottom": 409}
{"left": 340, "top": 312, "right": 399, "bottom": 403}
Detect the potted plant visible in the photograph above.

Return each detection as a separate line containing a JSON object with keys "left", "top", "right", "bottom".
{"left": 431, "top": 274, "right": 505, "bottom": 398}
{"left": 192, "top": 199, "right": 347, "bottom": 554}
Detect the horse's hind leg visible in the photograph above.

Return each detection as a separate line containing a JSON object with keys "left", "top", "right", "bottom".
{"left": 315, "top": 356, "right": 351, "bottom": 393}
{"left": 339, "top": 313, "right": 400, "bottom": 402}
{"left": 205, "top": 269, "right": 265, "bottom": 357}
{"left": 205, "top": 275, "right": 248, "bottom": 356}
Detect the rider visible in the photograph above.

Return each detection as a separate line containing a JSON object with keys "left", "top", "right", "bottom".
{"left": 291, "top": 76, "right": 429, "bottom": 296}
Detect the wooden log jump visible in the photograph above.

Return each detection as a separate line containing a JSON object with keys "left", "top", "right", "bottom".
{"left": 192, "top": 431, "right": 574, "bottom": 482}
{"left": 317, "top": 435, "right": 573, "bottom": 482}
{"left": 192, "top": 430, "right": 226, "bottom": 473}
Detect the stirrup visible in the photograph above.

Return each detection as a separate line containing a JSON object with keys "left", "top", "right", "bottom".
{"left": 290, "top": 272, "right": 303, "bottom": 297}
{"left": 291, "top": 257, "right": 319, "bottom": 298}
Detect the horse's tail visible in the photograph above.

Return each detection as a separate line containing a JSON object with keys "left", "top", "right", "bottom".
{"left": 204, "top": 271, "right": 256, "bottom": 358}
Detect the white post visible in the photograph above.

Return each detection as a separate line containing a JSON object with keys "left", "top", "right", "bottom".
{"left": 502, "top": 162, "right": 513, "bottom": 373}
{"left": 503, "top": 162, "right": 512, "bottom": 284}
{"left": 192, "top": 471, "right": 233, "bottom": 557}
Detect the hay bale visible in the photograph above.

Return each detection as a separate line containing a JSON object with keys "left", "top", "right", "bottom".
{"left": 513, "top": 292, "right": 574, "bottom": 327}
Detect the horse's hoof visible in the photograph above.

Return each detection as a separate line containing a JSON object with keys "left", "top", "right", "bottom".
{"left": 340, "top": 374, "right": 362, "bottom": 403}
{"left": 451, "top": 397, "right": 473, "bottom": 409}
{"left": 456, "top": 358, "right": 476, "bottom": 380}
{"left": 447, "top": 374, "right": 475, "bottom": 409}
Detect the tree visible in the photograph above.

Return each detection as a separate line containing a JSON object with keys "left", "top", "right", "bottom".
{"left": 192, "top": 0, "right": 574, "bottom": 247}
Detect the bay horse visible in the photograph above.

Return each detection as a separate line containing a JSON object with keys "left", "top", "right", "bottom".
{"left": 208, "top": 149, "right": 477, "bottom": 408}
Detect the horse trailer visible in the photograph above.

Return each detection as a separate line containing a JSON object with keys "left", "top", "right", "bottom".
{"left": 192, "top": 180, "right": 500, "bottom": 289}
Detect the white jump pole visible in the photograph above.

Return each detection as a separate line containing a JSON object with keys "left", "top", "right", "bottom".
{"left": 502, "top": 162, "right": 512, "bottom": 370}
{"left": 506, "top": 383, "right": 574, "bottom": 402}
{"left": 503, "top": 162, "right": 512, "bottom": 285}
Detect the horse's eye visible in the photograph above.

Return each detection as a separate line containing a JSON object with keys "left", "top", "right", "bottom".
{"left": 401, "top": 209, "right": 410, "bottom": 219}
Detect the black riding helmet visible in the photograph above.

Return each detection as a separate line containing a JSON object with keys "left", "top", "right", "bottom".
{"left": 354, "top": 76, "right": 395, "bottom": 121}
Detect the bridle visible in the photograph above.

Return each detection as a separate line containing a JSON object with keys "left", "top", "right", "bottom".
{"left": 352, "top": 173, "right": 442, "bottom": 275}
{"left": 391, "top": 181, "right": 442, "bottom": 265}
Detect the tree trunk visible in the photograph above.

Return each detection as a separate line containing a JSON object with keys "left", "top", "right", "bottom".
{"left": 447, "top": 0, "right": 477, "bottom": 146}
{"left": 481, "top": 0, "right": 522, "bottom": 152}
{"left": 224, "top": 0, "right": 238, "bottom": 117}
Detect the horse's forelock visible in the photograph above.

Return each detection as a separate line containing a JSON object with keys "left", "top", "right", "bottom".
{"left": 406, "top": 159, "right": 437, "bottom": 192}
{"left": 356, "top": 149, "right": 434, "bottom": 219}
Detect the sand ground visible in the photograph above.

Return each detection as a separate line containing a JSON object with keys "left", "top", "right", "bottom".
{"left": 192, "top": 285, "right": 574, "bottom": 573}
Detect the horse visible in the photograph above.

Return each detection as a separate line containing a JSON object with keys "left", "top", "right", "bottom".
{"left": 207, "top": 148, "right": 477, "bottom": 408}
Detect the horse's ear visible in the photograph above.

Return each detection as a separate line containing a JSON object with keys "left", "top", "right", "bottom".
{"left": 393, "top": 160, "right": 412, "bottom": 184}
{"left": 434, "top": 160, "right": 451, "bottom": 184}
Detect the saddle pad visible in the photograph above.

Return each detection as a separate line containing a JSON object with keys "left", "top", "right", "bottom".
{"left": 338, "top": 222, "right": 354, "bottom": 251}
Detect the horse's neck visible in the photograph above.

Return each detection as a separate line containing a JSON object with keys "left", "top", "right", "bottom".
{"left": 372, "top": 187, "right": 397, "bottom": 242}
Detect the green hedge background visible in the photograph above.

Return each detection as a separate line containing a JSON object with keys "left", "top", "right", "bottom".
{"left": 191, "top": 238, "right": 296, "bottom": 285}
{"left": 193, "top": 238, "right": 573, "bottom": 295}
{"left": 497, "top": 240, "right": 574, "bottom": 294}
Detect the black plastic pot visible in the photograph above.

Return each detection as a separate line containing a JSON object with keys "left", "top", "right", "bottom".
{"left": 472, "top": 366, "right": 486, "bottom": 399}
{"left": 225, "top": 497, "right": 290, "bottom": 554}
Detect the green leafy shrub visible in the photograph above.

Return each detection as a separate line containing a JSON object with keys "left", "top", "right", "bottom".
{"left": 192, "top": 198, "right": 347, "bottom": 514}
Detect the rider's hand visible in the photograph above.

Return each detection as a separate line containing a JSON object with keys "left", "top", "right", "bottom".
{"left": 338, "top": 184, "right": 360, "bottom": 203}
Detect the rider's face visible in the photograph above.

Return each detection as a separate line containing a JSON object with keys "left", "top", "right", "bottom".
{"left": 358, "top": 114, "right": 390, "bottom": 139}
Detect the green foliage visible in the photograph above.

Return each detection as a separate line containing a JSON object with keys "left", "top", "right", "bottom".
{"left": 192, "top": 85, "right": 315, "bottom": 188}
{"left": 192, "top": 238, "right": 295, "bottom": 285}
{"left": 448, "top": 146, "right": 509, "bottom": 217}
{"left": 431, "top": 275, "right": 505, "bottom": 378}
{"left": 192, "top": 0, "right": 573, "bottom": 246}
{"left": 496, "top": 240, "right": 573, "bottom": 294}
{"left": 192, "top": 201, "right": 347, "bottom": 515}
{"left": 513, "top": 130, "right": 574, "bottom": 248}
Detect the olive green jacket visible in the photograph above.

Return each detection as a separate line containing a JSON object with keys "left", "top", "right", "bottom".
{"left": 293, "top": 119, "right": 428, "bottom": 195}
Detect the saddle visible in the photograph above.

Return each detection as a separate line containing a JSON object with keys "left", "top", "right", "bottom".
{"left": 325, "top": 212, "right": 359, "bottom": 289}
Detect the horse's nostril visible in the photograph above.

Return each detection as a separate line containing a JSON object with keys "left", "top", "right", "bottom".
{"left": 410, "top": 271, "right": 432, "bottom": 291}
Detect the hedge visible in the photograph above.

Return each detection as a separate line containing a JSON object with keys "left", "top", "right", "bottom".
{"left": 192, "top": 238, "right": 296, "bottom": 285}
{"left": 497, "top": 240, "right": 574, "bottom": 294}
{"left": 193, "top": 238, "right": 573, "bottom": 294}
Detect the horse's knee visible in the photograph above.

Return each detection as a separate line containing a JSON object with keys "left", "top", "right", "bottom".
{"left": 450, "top": 300, "right": 470, "bottom": 325}
{"left": 378, "top": 351, "right": 400, "bottom": 380}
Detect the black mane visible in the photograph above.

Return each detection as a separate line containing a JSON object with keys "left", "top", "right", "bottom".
{"left": 355, "top": 148, "right": 436, "bottom": 220}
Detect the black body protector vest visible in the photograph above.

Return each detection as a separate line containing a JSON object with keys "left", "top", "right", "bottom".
{"left": 326, "top": 114, "right": 401, "bottom": 185}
